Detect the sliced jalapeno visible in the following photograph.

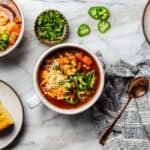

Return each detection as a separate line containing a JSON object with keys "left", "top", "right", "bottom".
{"left": 97, "top": 7, "right": 110, "bottom": 21}
{"left": 98, "top": 20, "right": 111, "bottom": 33}
{"left": 64, "top": 82, "right": 72, "bottom": 90}
{"left": 88, "top": 7, "right": 99, "bottom": 20}
{"left": 78, "top": 84, "right": 86, "bottom": 90}
{"left": 87, "top": 71, "right": 95, "bottom": 89}
{"left": 78, "top": 24, "right": 91, "bottom": 37}
{"left": 88, "top": 6, "right": 110, "bottom": 21}
{"left": 65, "top": 96, "right": 77, "bottom": 105}
{"left": 0, "top": 41, "right": 7, "bottom": 51}
{"left": 74, "top": 74, "right": 87, "bottom": 90}
{"left": 76, "top": 90, "right": 84, "bottom": 100}
{"left": 77, "top": 75, "right": 86, "bottom": 85}
{"left": 76, "top": 90, "right": 81, "bottom": 99}
{"left": 76, "top": 90, "right": 88, "bottom": 101}
{"left": 68, "top": 75, "right": 74, "bottom": 81}
{"left": 1, "top": 33, "right": 9, "bottom": 42}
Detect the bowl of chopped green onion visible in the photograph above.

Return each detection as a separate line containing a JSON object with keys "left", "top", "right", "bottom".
{"left": 34, "top": 9, "right": 69, "bottom": 46}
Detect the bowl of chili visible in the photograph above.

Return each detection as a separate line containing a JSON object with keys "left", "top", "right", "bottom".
{"left": 34, "top": 43, "right": 104, "bottom": 115}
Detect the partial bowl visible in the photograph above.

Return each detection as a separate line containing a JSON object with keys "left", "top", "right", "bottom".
{"left": 33, "top": 43, "right": 105, "bottom": 115}
{"left": 142, "top": 0, "right": 150, "bottom": 44}
{"left": 0, "top": 0, "right": 24, "bottom": 57}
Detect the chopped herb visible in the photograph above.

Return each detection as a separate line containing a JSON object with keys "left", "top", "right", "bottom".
{"left": 35, "top": 10, "right": 67, "bottom": 41}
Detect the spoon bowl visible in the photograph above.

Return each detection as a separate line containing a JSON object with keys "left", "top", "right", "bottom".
{"left": 128, "top": 77, "right": 149, "bottom": 98}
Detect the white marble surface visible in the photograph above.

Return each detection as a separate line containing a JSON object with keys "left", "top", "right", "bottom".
{"left": 0, "top": 0, "right": 149, "bottom": 149}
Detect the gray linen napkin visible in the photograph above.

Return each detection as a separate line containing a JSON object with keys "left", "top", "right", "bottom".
{"left": 93, "top": 49, "right": 150, "bottom": 150}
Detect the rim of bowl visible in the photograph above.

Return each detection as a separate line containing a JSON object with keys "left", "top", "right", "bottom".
{"left": 142, "top": 0, "right": 150, "bottom": 44}
{"left": 0, "top": 0, "right": 25, "bottom": 57}
{"left": 33, "top": 43, "right": 105, "bottom": 115}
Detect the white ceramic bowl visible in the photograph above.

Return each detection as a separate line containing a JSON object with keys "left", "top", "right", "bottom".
{"left": 0, "top": 0, "right": 24, "bottom": 57}
{"left": 34, "top": 43, "right": 105, "bottom": 115}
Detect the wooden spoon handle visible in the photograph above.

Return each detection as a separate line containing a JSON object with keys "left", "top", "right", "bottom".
{"left": 99, "top": 98, "right": 131, "bottom": 145}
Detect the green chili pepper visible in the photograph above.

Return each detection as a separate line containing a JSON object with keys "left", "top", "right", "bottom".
{"left": 65, "top": 96, "right": 77, "bottom": 105}
{"left": 73, "top": 76, "right": 78, "bottom": 86}
{"left": 76, "top": 90, "right": 84, "bottom": 100}
{"left": 0, "top": 41, "right": 7, "bottom": 51}
{"left": 87, "top": 71, "right": 95, "bottom": 89}
{"left": 97, "top": 7, "right": 110, "bottom": 21}
{"left": 78, "top": 24, "right": 91, "bottom": 37}
{"left": 78, "top": 84, "right": 85, "bottom": 90}
{"left": 76, "top": 90, "right": 88, "bottom": 101}
{"left": 68, "top": 75, "right": 74, "bottom": 81}
{"left": 77, "top": 75, "right": 86, "bottom": 85}
{"left": 76, "top": 90, "right": 81, "bottom": 99}
{"left": 98, "top": 20, "right": 111, "bottom": 33}
{"left": 88, "top": 6, "right": 110, "bottom": 21}
{"left": 64, "top": 82, "right": 72, "bottom": 90}
{"left": 1, "top": 33, "right": 9, "bottom": 42}
{"left": 74, "top": 74, "right": 87, "bottom": 90}
{"left": 88, "top": 7, "right": 99, "bottom": 20}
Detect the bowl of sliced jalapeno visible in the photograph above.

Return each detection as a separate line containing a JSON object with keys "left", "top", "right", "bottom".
{"left": 34, "top": 9, "right": 69, "bottom": 46}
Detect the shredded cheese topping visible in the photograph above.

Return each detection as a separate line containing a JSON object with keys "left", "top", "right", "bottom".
{"left": 47, "top": 69, "right": 66, "bottom": 89}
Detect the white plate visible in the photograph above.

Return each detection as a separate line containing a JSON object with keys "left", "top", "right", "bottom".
{"left": 143, "top": 0, "right": 150, "bottom": 44}
{"left": 0, "top": 80, "right": 24, "bottom": 149}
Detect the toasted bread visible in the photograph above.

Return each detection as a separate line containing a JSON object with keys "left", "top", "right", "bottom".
{"left": 0, "top": 101, "right": 14, "bottom": 133}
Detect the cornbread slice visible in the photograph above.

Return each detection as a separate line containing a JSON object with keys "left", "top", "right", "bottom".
{"left": 0, "top": 101, "right": 14, "bottom": 133}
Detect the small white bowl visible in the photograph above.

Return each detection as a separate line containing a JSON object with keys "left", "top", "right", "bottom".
{"left": 0, "top": 0, "right": 24, "bottom": 57}
{"left": 34, "top": 43, "right": 105, "bottom": 115}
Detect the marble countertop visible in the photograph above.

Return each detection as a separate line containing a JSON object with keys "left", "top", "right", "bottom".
{"left": 0, "top": 0, "right": 149, "bottom": 149}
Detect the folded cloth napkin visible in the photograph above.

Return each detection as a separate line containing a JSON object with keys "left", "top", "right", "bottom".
{"left": 93, "top": 49, "right": 150, "bottom": 150}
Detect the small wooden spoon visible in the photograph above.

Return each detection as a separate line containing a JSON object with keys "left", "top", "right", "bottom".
{"left": 99, "top": 76, "right": 149, "bottom": 145}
